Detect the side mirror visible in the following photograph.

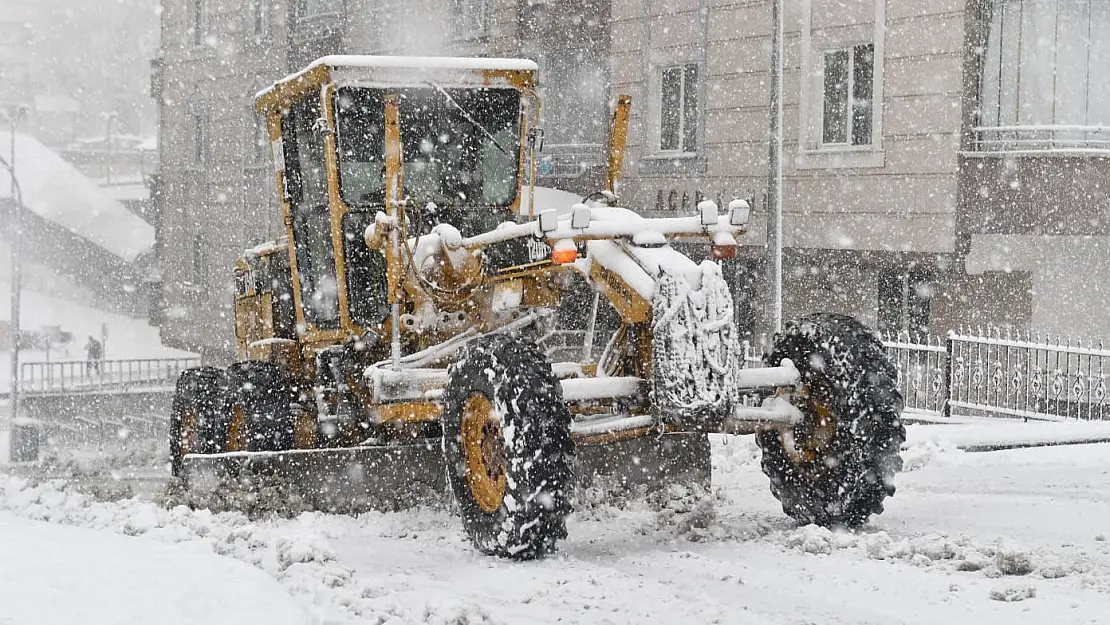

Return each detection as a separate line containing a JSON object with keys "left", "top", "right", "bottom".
{"left": 527, "top": 127, "right": 545, "bottom": 152}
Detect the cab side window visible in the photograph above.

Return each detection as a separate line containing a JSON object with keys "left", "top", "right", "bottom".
{"left": 283, "top": 98, "right": 340, "bottom": 329}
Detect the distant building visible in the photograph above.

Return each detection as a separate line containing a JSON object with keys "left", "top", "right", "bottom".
{"left": 0, "top": 132, "right": 155, "bottom": 317}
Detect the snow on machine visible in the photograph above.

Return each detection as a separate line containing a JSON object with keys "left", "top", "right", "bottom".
{"left": 170, "top": 55, "right": 906, "bottom": 559}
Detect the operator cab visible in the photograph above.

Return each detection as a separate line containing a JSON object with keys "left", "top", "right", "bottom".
{"left": 254, "top": 56, "right": 539, "bottom": 347}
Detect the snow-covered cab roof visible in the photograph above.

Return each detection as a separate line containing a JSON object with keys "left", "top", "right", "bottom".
{"left": 255, "top": 55, "right": 538, "bottom": 114}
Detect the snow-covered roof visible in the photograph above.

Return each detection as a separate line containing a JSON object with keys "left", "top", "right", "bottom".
{"left": 310, "top": 55, "right": 537, "bottom": 73}
{"left": 0, "top": 131, "right": 154, "bottom": 262}
{"left": 258, "top": 55, "right": 538, "bottom": 101}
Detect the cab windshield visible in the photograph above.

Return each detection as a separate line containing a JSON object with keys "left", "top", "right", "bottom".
{"left": 335, "top": 86, "right": 521, "bottom": 235}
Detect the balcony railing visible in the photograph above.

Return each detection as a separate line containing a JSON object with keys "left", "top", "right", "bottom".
{"left": 972, "top": 125, "right": 1110, "bottom": 153}
{"left": 536, "top": 143, "right": 606, "bottom": 178}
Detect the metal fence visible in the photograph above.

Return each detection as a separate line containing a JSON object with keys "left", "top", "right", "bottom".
{"left": 883, "top": 334, "right": 950, "bottom": 415}
{"left": 18, "top": 357, "right": 200, "bottom": 394}
{"left": 545, "top": 326, "right": 1110, "bottom": 422}
{"left": 946, "top": 332, "right": 1110, "bottom": 421}
{"left": 869, "top": 331, "right": 1110, "bottom": 421}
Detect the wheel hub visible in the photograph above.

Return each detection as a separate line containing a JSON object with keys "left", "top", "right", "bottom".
{"left": 785, "top": 385, "right": 837, "bottom": 465}
{"left": 180, "top": 408, "right": 198, "bottom": 456}
{"left": 228, "top": 404, "right": 246, "bottom": 452}
{"left": 461, "top": 393, "right": 507, "bottom": 513}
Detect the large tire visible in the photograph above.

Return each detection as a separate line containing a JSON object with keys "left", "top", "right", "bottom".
{"left": 222, "top": 361, "right": 294, "bottom": 452}
{"left": 442, "top": 335, "right": 574, "bottom": 559}
{"left": 756, "top": 313, "right": 905, "bottom": 528}
{"left": 170, "top": 367, "right": 225, "bottom": 477}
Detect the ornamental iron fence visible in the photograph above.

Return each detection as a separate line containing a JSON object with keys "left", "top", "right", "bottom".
{"left": 945, "top": 330, "right": 1110, "bottom": 421}
{"left": 744, "top": 328, "right": 1110, "bottom": 421}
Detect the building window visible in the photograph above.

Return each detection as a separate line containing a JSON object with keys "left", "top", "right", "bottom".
{"left": 877, "top": 268, "right": 931, "bottom": 342}
{"left": 822, "top": 44, "right": 874, "bottom": 146}
{"left": 190, "top": 0, "right": 206, "bottom": 46}
{"left": 301, "top": 0, "right": 342, "bottom": 18}
{"left": 252, "top": 0, "right": 271, "bottom": 37}
{"left": 660, "top": 64, "right": 698, "bottom": 153}
{"left": 455, "top": 0, "right": 490, "bottom": 39}
{"left": 191, "top": 235, "right": 207, "bottom": 285}
{"left": 978, "top": 0, "right": 1110, "bottom": 150}
{"left": 191, "top": 112, "right": 207, "bottom": 164}
{"left": 250, "top": 116, "right": 268, "bottom": 163}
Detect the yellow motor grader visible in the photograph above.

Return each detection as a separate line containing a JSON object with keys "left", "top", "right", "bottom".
{"left": 170, "top": 55, "right": 906, "bottom": 559}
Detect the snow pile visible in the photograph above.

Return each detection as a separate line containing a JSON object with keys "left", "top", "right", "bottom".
{"left": 764, "top": 523, "right": 1102, "bottom": 589}
{"left": 0, "top": 474, "right": 486, "bottom": 624}
{"left": 899, "top": 437, "right": 963, "bottom": 472}
{"left": 990, "top": 585, "right": 1037, "bottom": 602}
{"left": 710, "top": 433, "right": 763, "bottom": 474}
{"left": 0, "top": 512, "right": 312, "bottom": 625}
{"left": 648, "top": 483, "right": 718, "bottom": 541}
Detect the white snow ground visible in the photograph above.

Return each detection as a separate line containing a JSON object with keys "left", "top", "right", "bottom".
{"left": 4, "top": 425, "right": 1110, "bottom": 624}
{"left": 0, "top": 512, "right": 311, "bottom": 625}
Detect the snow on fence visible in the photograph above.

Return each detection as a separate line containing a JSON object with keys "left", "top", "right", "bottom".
{"left": 18, "top": 357, "right": 200, "bottom": 395}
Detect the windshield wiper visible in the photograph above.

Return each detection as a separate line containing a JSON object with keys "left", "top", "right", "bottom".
{"left": 425, "top": 81, "right": 513, "bottom": 159}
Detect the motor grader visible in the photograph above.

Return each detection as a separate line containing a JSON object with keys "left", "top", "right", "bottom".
{"left": 170, "top": 55, "right": 906, "bottom": 559}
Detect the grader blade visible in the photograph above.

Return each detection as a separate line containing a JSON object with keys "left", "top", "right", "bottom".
{"left": 180, "top": 442, "right": 447, "bottom": 513}
{"left": 178, "top": 430, "right": 711, "bottom": 514}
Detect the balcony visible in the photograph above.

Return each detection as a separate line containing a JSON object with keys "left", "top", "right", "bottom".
{"left": 149, "top": 55, "right": 164, "bottom": 101}
{"left": 536, "top": 143, "right": 605, "bottom": 178}
{"left": 971, "top": 125, "right": 1110, "bottom": 154}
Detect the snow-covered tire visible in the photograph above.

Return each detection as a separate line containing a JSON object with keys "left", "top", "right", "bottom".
{"left": 756, "top": 313, "right": 905, "bottom": 528}
{"left": 222, "top": 361, "right": 294, "bottom": 452}
{"left": 442, "top": 334, "right": 575, "bottom": 559}
{"left": 170, "top": 366, "right": 226, "bottom": 478}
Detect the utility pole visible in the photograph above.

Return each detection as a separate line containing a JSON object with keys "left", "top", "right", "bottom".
{"left": 3, "top": 106, "right": 28, "bottom": 442}
{"left": 766, "top": 0, "right": 785, "bottom": 333}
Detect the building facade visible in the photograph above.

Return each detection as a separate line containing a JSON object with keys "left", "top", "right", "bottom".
{"left": 612, "top": 0, "right": 1110, "bottom": 341}
{"left": 152, "top": 0, "right": 1110, "bottom": 360}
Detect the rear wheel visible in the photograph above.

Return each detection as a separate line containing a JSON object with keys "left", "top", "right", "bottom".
{"left": 756, "top": 313, "right": 905, "bottom": 528}
{"left": 442, "top": 335, "right": 574, "bottom": 559}
{"left": 222, "top": 362, "right": 294, "bottom": 452}
{"left": 170, "top": 367, "right": 225, "bottom": 477}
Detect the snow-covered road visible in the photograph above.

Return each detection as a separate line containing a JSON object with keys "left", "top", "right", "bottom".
{"left": 4, "top": 430, "right": 1110, "bottom": 624}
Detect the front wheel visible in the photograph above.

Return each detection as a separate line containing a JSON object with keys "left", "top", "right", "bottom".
{"left": 222, "top": 361, "right": 294, "bottom": 452}
{"left": 442, "top": 335, "right": 574, "bottom": 559}
{"left": 756, "top": 313, "right": 905, "bottom": 528}
{"left": 170, "top": 367, "right": 225, "bottom": 477}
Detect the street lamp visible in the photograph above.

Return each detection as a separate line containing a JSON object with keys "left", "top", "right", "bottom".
{"left": 101, "top": 111, "right": 119, "bottom": 185}
{"left": 766, "top": 0, "right": 784, "bottom": 333}
{"left": 1, "top": 105, "right": 29, "bottom": 440}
